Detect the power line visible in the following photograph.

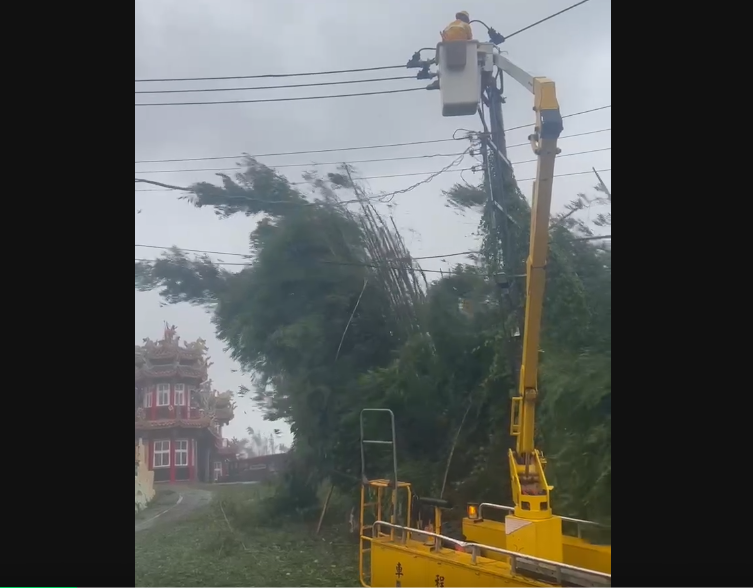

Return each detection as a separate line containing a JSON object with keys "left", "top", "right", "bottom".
{"left": 129, "top": 167, "right": 525, "bottom": 190}
{"left": 135, "top": 152, "right": 611, "bottom": 191}
{"left": 134, "top": 3, "right": 604, "bottom": 105}
{"left": 134, "top": 147, "right": 611, "bottom": 176}
{"left": 136, "top": 152, "right": 471, "bottom": 206}
{"left": 135, "top": 64, "right": 407, "bottom": 84}
{"left": 136, "top": 137, "right": 460, "bottom": 165}
{"left": 134, "top": 106, "right": 611, "bottom": 164}
{"left": 136, "top": 245, "right": 251, "bottom": 259}
{"left": 135, "top": 75, "right": 418, "bottom": 95}
{"left": 135, "top": 243, "right": 478, "bottom": 261}
{"left": 134, "top": 167, "right": 612, "bottom": 193}
{"left": 527, "top": 168, "right": 609, "bottom": 181}
{"left": 515, "top": 146, "right": 610, "bottom": 166}
{"left": 133, "top": 168, "right": 473, "bottom": 195}
{"left": 134, "top": 257, "right": 468, "bottom": 274}
{"left": 135, "top": 234, "right": 610, "bottom": 267}
{"left": 423, "top": 166, "right": 606, "bottom": 183}
{"left": 135, "top": 90, "right": 613, "bottom": 112}
{"left": 136, "top": 232, "right": 610, "bottom": 273}
{"left": 505, "top": 0, "right": 595, "bottom": 40}
{"left": 134, "top": 131, "right": 609, "bottom": 177}
{"left": 136, "top": 152, "right": 468, "bottom": 175}
{"left": 365, "top": 150, "right": 472, "bottom": 203}
{"left": 136, "top": 152, "right": 477, "bottom": 205}
{"left": 135, "top": 126, "right": 609, "bottom": 165}
{"left": 342, "top": 167, "right": 611, "bottom": 186}
{"left": 134, "top": 1, "right": 598, "bottom": 86}
{"left": 136, "top": 87, "right": 424, "bottom": 107}
{"left": 135, "top": 167, "right": 611, "bottom": 199}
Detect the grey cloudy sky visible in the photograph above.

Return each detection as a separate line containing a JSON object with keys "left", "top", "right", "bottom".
{"left": 135, "top": 0, "right": 612, "bottom": 445}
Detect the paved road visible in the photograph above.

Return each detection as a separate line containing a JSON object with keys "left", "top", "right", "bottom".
{"left": 135, "top": 486, "right": 213, "bottom": 533}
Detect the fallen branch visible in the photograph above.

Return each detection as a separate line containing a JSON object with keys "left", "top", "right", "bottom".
{"left": 316, "top": 484, "right": 335, "bottom": 536}
{"left": 135, "top": 178, "right": 189, "bottom": 191}
{"left": 440, "top": 397, "right": 473, "bottom": 499}
{"left": 218, "top": 500, "right": 249, "bottom": 552}
{"left": 335, "top": 278, "right": 368, "bottom": 361}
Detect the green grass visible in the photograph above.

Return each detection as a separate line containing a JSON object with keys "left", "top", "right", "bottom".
{"left": 135, "top": 485, "right": 360, "bottom": 587}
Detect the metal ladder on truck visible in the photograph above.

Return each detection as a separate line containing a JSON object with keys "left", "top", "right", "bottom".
{"left": 358, "top": 409, "right": 413, "bottom": 586}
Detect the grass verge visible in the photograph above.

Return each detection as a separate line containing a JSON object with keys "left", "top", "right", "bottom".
{"left": 135, "top": 485, "right": 359, "bottom": 587}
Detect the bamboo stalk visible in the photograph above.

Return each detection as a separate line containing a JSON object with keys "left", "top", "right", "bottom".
{"left": 316, "top": 484, "right": 335, "bottom": 536}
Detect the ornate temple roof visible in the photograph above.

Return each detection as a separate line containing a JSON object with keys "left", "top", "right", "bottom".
{"left": 135, "top": 364, "right": 207, "bottom": 381}
{"left": 136, "top": 323, "right": 209, "bottom": 361}
{"left": 212, "top": 391, "right": 235, "bottom": 424}
{"left": 135, "top": 325, "right": 235, "bottom": 426}
{"left": 135, "top": 324, "right": 211, "bottom": 383}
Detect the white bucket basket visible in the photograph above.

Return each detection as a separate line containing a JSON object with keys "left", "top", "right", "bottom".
{"left": 437, "top": 40, "right": 481, "bottom": 116}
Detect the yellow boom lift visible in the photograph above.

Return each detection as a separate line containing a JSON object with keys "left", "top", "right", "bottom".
{"left": 357, "top": 20, "right": 612, "bottom": 588}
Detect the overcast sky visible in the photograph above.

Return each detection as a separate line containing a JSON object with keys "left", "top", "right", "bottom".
{"left": 135, "top": 0, "right": 612, "bottom": 445}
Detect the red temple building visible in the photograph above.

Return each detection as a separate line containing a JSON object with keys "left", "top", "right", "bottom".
{"left": 135, "top": 325, "right": 237, "bottom": 483}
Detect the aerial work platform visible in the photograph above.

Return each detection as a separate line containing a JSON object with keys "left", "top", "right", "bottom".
{"left": 436, "top": 41, "right": 496, "bottom": 116}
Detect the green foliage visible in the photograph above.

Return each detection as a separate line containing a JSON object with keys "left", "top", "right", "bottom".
{"left": 219, "top": 459, "right": 322, "bottom": 528}
{"left": 134, "top": 158, "right": 611, "bottom": 524}
{"left": 136, "top": 487, "right": 359, "bottom": 587}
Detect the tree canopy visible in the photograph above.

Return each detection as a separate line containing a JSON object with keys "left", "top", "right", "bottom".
{"left": 135, "top": 157, "right": 611, "bottom": 523}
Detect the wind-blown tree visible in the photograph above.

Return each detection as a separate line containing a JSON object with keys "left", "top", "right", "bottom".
{"left": 229, "top": 437, "right": 250, "bottom": 457}
{"left": 136, "top": 159, "right": 426, "bottom": 491}
{"left": 135, "top": 159, "right": 611, "bottom": 522}
{"left": 240, "top": 427, "right": 288, "bottom": 456}
{"left": 443, "top": 177, "right": 611, "bottom": 520}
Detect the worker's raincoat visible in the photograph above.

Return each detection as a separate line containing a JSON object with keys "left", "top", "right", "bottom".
{"left": 441, "top": 19, "right": 473, "bottom": 42}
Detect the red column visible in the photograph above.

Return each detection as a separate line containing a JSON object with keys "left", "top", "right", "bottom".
{"left": 188, "top": 437, "right": 195, "bottom": 481}
{"left": 169, "top": 434, "right": 176, "bottom": 483}
{"left": 150, "top": 385, "right": 156, "bottom": 420}
{"left": 171, "top": 382, "right": 180, "bottom": 419}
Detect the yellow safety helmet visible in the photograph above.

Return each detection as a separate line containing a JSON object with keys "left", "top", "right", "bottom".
{"left": 455, "top": 10, "right": 470, "bottom": 23}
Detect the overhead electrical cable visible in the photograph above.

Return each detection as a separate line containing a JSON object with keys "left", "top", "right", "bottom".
{"left": 134, "top": 1, "right": 596, "bottom": 85}
{"left": 136, "top": 137, "right": 460, "bottom": 164}
{"left": 135, "top": 243, "right": 478, "bottom": 261}
{"left": 137, "top": 152, "right": 483, "bottom": 205}
{"left": 134, "top": 106, "right": 610, "bottom": 164}
{"left": 135, "top": 234, "right": 610, "bottom": 267}
{"left": 504, "top": 0, "right": 595, "bottom": 40}
{"left": 135, "top": 75, "right": 418, "bottom": 94}
{"left": 135, "top": 87, "right": 424, "bottom": 107}
{"left": 133, "top": 257, "right": 486, "bottom": 274}
{"left": 134, "top": 168, "right": 612, "bottom": 200}
{"left": 135, "top": 126, "right": 609, "bottom": 165}
{"left": 135, "top": 64, "right": 408, "bottom": 84}
{"left": 134, "top": 147, "right": 611, "bottom": 175}
{"left": 136, "top": 152, "right": 470, "bottom": 175}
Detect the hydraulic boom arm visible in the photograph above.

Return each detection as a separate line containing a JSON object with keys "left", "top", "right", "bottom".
{"left": 492, "top": 52, "right": 563, "bottom": 519}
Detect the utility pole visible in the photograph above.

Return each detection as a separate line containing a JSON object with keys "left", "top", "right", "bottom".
{"left": 478, "top": 63, "right": 523, "bottom": 390}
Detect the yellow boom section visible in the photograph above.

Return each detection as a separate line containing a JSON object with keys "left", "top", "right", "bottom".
{"left": 493, "top": 53, "right": 563, "bottom": 558}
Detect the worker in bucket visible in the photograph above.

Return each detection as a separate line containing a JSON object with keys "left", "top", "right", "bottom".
{"left": 441, "top": 11, "right": 473, "bottom": 42}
